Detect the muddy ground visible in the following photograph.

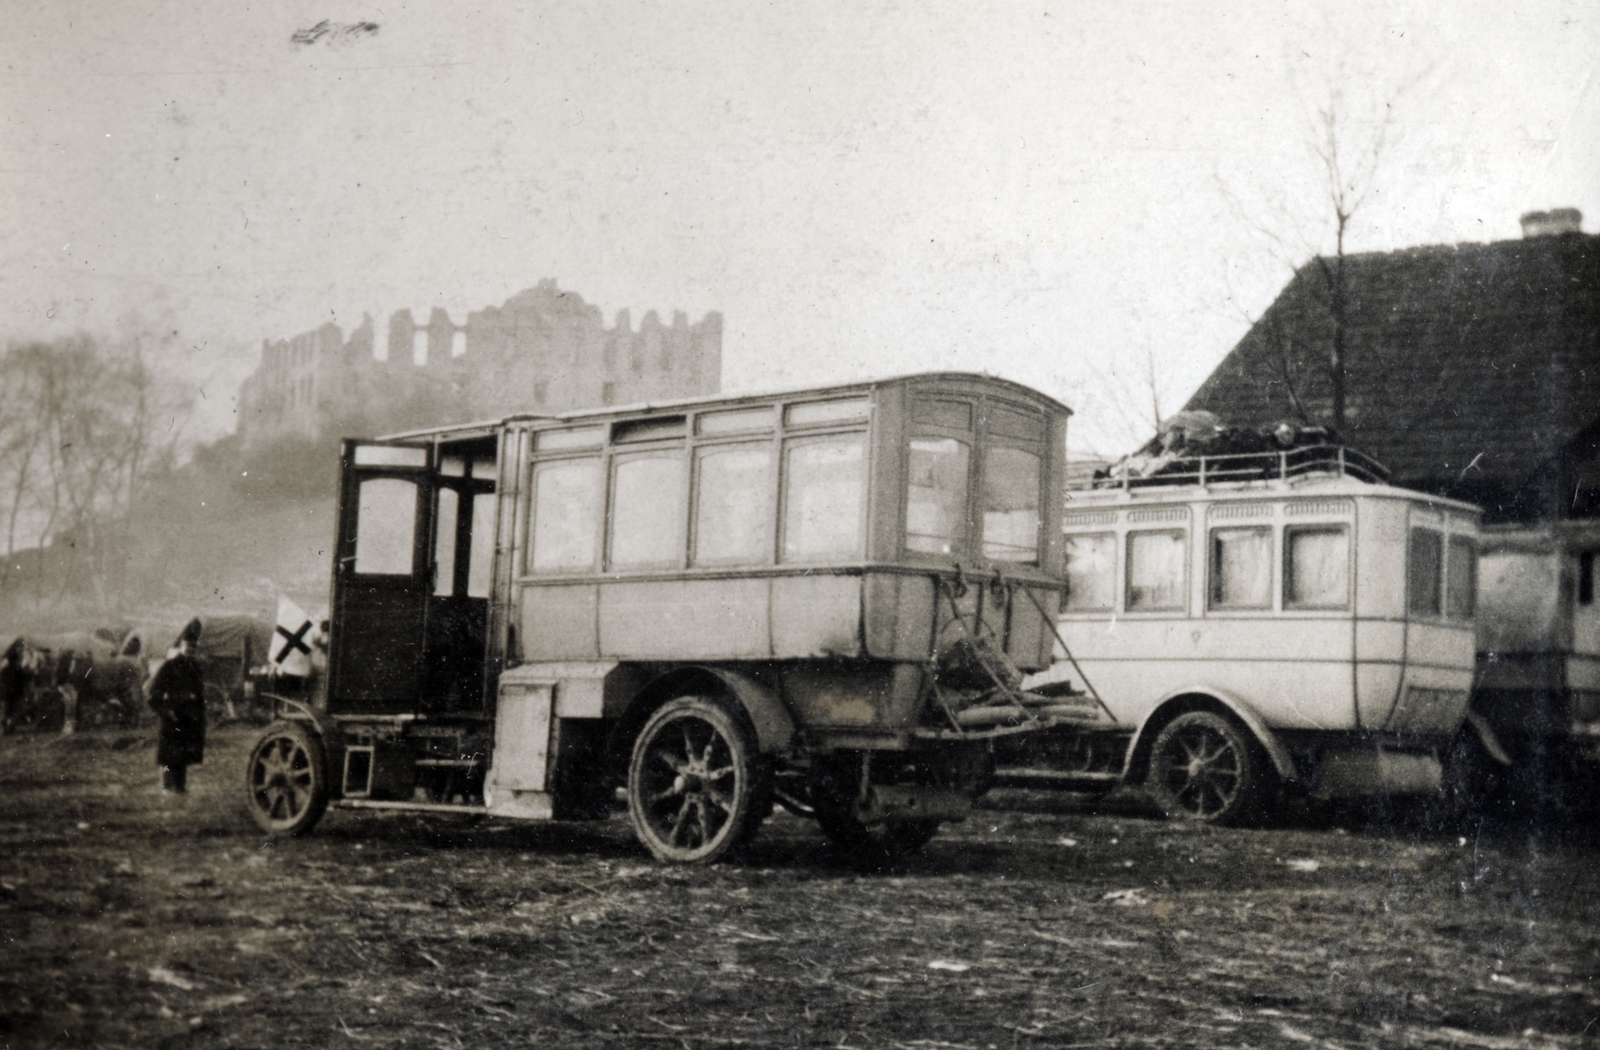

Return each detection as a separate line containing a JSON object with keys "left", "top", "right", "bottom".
{"left": 2, "top": 725, "right": 1598, "bottom": 1050}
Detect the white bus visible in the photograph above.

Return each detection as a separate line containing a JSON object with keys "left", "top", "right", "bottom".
{"left": 996, "top": 445, "right": 1482, "bottom": 823}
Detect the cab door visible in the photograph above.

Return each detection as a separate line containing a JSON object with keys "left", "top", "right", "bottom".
{"left": 326, "top": 440, "right": 435, "bottom": 716}
{"left": 420, "top": 450, "right": 497, "bottom": 715}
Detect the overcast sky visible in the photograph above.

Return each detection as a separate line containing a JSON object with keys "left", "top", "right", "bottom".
{"left": 4, "top": 1, "right": 1596, "bottom": 455}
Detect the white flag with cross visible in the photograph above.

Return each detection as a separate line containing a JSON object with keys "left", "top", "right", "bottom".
{"left": 269, "top": 595, "right": 316, "bottom": 677}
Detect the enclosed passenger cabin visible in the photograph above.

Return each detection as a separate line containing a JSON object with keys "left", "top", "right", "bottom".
{"left": 1474, "top": 519, "right": 1600, "bottom": 773}
{"left": 1001, "top": 445, "right": 1482, "bottom": 822}
{"left": 250, "top": 373, "right": 1084, "bottom": 862}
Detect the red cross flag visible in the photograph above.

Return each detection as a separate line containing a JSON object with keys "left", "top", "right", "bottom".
{"left": 269, "top": 596, "right": 316, "bottom": 677}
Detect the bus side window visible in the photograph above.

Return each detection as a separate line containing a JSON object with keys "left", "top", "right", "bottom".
{"left": 1578, "top": 549, "right": 1595, "bottom": 607}
{"left": 1285, "top": 525, "right": 1349, "bottom": 609}
{"left": 530, "top": 458, "right": 602, "bottom": 573}
{"left": 1064, "top": 533, "right": 1115, "bottom": 611}
{"left": 1446, "top": 536, "right": 1476, "bottom": 620}
{"left": 610, "top": 452, "right": 686, "bottom": 570}
{"left": 467, "top": 492, "right": 495, "bottom": 597}
{"left": 1408, "top": 528, "right": 1443, "bottom": 617}
{"left": 1209, "top": 527, "right": 1272, "bottom": 609}
{"left": 693, "top": 444, "right": 774, "bottom": 566}
{"left": 1127, "top": 530, "right": 1186, "bottom": 611}
{"left": 433, "top": 488, "right": 459, "bottom": 595}
{"left": 781, "top": 435, "right": 867, "bottom": 563}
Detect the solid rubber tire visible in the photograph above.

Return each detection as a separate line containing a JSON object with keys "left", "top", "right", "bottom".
{"left": 1146, "top": 710, "right": 1264, "bottom": 825}
{"left": 627, "top": 696, "right": 766, "bottom": 865}
{"left": 245, "top": 721, "right": 330, "bottom": 836}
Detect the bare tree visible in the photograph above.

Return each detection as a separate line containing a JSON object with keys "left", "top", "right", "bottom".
{"left": 1079, "top": 341, "right": 1172, "bottom": 459}
{"left": 1215, "top": 58, "right": 1428, "bottom": 434}
{"left": 1306, "top": 79, "right": 1400, "bottom": 431}
{"left": 0, "top": 333, "right": 191, "bottom": 611}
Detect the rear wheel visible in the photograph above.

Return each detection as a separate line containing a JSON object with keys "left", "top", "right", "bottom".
{"left": 809, "top": 754, "right": 942, "bottom": 863}
{"left": 246, "top": 721, "right": 329, "bottom": 836}
{"left": 1147, "top": 711, "right": 1265, "bottom": 825}
{"left": 1429, "top": 730, "right": 1503, "bottom": 826}
{"left": 628, "top": 696, "right": 767, "bottom": 864}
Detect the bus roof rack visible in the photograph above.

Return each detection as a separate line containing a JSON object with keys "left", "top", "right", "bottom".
{"left": 1073, "top": 443, "right": 1391, "bottom": 492}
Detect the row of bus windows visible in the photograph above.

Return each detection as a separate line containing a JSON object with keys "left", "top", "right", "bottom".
{"left": 527, "top": 432, "right": 1044, "bottom": 574}
{"left": 530, "top": 434, "right": 869, "bottom": 573}
{"left": 1064, "top": 525, "right": 1474, "bottom": 618}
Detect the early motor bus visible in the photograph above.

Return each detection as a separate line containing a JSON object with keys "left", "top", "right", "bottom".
{"left": 244, "top": 373, "right": 1104, "bottom": 862}
{"left": 1471, "top": 518, "right": 1600, "bottom": 784}
{"left": 994, "top": 445, "right": 1483, "bottom": 823}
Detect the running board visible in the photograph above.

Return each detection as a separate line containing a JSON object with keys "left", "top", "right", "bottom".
{"left": 992, "top": 768, "right": 1121, "bottom": 784}
{"left": 333, "top": 799, "right": 488, "bottom": 815}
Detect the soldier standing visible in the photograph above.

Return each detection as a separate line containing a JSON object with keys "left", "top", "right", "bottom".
{"left": 0, "top": 637, "right": 30, "bottom": 735}
{"left": 147, "top": 619, "right": 206, "bottom": 793}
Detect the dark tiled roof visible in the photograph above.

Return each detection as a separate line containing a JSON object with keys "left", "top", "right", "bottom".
{"left": 1183, "top": 231, "right": 1600, "bottom": 522}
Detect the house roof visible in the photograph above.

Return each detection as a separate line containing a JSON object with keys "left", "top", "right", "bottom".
{"left": 1183, "top": 230, "right": 1600, "bottom": 523}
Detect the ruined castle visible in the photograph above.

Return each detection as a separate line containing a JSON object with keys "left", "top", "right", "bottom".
{"left": 237, "top": 280, "right": 722, "bottom": 448}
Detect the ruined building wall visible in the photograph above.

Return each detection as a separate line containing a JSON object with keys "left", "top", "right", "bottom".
{"left": 236, "top": 280, "right": 723, "bottom": 449}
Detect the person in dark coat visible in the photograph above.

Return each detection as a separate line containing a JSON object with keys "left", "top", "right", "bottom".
{"left": 1, "top": 637, "right": 31, "bottom": 735}
{"left": 147, "top": 619, "right": 207, "bottom": 793}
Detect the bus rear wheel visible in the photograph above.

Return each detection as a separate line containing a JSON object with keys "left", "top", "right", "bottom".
{"left": 245, "top": 722, "right": 329, "bottom": 836}
{"left": 809, "top": 755, "right": 942, "bottom": 864}
{"left": 627, "top": 696, "right": 767, "bottom": 865}
{"left": 1147, "top": 711, "right": 1263, "bottom": 825}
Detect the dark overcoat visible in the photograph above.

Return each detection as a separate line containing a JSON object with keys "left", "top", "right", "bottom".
{"left": 1, "top": 638, "right": 30, "bottom": 732}
{"left": 147, "top": 652, "right": 206, "bottom": 767}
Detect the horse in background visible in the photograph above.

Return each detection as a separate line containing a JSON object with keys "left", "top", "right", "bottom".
{"left": 1, "top": 631, "right": 145, "bottom": 733}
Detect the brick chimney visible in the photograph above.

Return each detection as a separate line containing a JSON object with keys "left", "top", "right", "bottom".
{"left": 1519, "top": 208, "right": 1583, "bottom": 237}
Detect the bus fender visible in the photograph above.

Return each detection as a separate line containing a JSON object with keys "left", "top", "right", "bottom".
{"left": 618, "top": 666, "right": 797, "bottom": 756}
{"left": 1123, "top": 688, "right": 1299, "bottom": 785}
{"left": 1461, "top": 710, "right": 1514, "bottom": 767}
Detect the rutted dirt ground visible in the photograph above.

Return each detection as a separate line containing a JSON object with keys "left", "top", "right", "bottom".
{"left": 3, "top": 725, "right": 1598, "bottom": 1050}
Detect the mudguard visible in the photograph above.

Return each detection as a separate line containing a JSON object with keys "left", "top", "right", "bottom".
{"left": 1123, "top": 686, "right": 1300, "bottom": 784}
{"left": 621, "top": 666, "right": 797, "bottom": 755}
{"left": 1461, "top": 709, "right": 1514, "bottom": 766}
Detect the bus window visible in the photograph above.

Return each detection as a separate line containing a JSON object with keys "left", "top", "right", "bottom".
{"left": 1285, "top": 525, "right": 1349, "bottom": 609}
{"left": 906, "top": 437, "right": 970, "bottom": 556}
{"left": 530, "top": 458, "right": 602, "bottom": 573}
{"left": 1408, "top": 528, "right": 1443, "bottom": 617}
{"left": 981, "top": 447, "right": 1041, "bottom": 563}
{"left": 912, "top": 399, "right": 972, "bottom": 430}
{"left": 1209, "top": 527, "right": 1271, "bottom": 609}
{"left": 467, "top": 493, "right": 495, "bottom": 597}
{"left": 694, "top": 444, "right": 773, "bottom": 565}
{"left": 354, "top": 478, "right": 417, "bottom": 575}
{"left": 610, "top": 453, "right": 686, "bottom": 569}
{"left": 782, "top": 435, "right": 866, "bottom": 562}
{"left": 1447, "top": 536, "right": 1476, "bottom": 620}
{"left": 433, "top": 488, "right": 459, "bottom": 595}
{"left": 785, "top": 398, "right": 870, "bottom": 427}
{"left": 1064, "top": 533, "right": 1116, "bottom": 611}
{"left": 1127, "top": 530, "right": 1186, "bottom": 611}
{"left": 697, "top": 407, "right": 775, "bottom": 436}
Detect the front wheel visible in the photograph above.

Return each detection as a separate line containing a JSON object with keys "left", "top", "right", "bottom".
{"left": 246, "top": 721, "right": 329, "bottom": 836}
{"left": 1146, "top": 711, "right": 1265, "bottom": 825}
{"left": 627, "top": 696, "right": 767, "bottom": 864}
